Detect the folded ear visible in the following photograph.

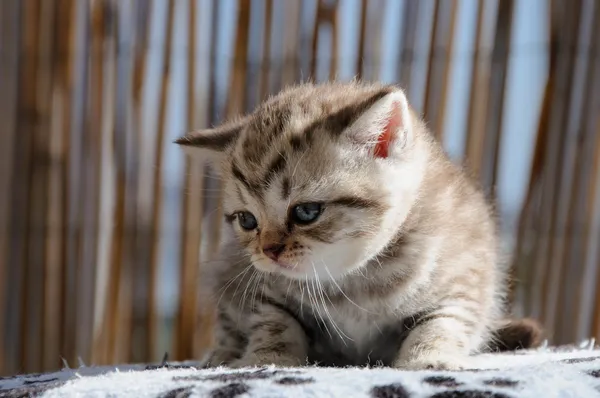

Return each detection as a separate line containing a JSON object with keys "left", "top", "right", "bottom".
{"left": 174, "top": 116, "right": 247, "bottom": 164}
{"left": 342, "top": 89, "right": 412, "bottom": 159}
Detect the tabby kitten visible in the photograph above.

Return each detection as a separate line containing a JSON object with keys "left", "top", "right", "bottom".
{"left": 176, "top": 81, "right": 541, "bottom": 370}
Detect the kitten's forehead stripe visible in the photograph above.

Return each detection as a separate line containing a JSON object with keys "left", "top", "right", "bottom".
{"left": 263, "top": 151, "right": 287, "bottom": 183}
{"left": 289, "top": 135, "right": 306, "bottom": 152}
{"left": 241, "top": 105, "right": 293, "bottom": 163}
{"left": 281, "top": 177, "right": 291, "bottom": 199}
{"left": 232, "top": 162, "right": 262, "bottom": 198}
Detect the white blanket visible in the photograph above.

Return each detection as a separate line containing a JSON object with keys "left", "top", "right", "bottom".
{"left": 2, "top": 342, "right": 600, "bottom": 397}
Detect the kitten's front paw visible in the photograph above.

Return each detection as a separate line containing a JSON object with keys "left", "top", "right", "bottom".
{"left": 198, "top": 349, "right": 240, "bottom": 368}
{"left": 394, "top": 352, "right": 469, "bottom": 371}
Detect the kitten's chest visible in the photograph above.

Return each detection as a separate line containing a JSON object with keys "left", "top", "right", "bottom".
{"left": 298, "top": 302, "right": 404, "bottom": 366}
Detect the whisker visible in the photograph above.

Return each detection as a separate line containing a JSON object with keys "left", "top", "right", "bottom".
{"left": 322, "top": 261, "right": 376, "bottom": 315}
{"left": 285, "top": 278, "right": 294, "bottom": 302}
{"left": 240, "top": 270, "right": 258, "bottom": 313}
{"left": 251, "top": 271, "right": 263, "bottom": 311}
{"left": 298, "top": 280, "right": 305, "bottom": 315}
{"left": 312, "top": 262, "right": 351, "bottom": 344}
{"left": 308, "top": 274, "right": 332, "bottom": 339}
{"left": 229, "top": 264, "right": 255, "bottom": 301}
{"left": 216, "top": 263, "right": 254, "bottom": 307}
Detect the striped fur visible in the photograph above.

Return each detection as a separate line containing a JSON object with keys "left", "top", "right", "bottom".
{"left": 178, "top": 81, "right": 541, "bottom": 370}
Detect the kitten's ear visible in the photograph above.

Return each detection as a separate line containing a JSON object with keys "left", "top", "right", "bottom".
{"left": 174, "top": 117, "right": 246, "bottom": 164}
{"left": 344, "top": 89, "right": 412, "bottom": 159}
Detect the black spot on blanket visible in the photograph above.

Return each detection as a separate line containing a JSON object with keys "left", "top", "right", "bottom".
{"left": 174, "top": 367, "right": 300, "bottom": 383}
{"left": 22, "top": 377, "right": 59, "bottom": 385}
{"left": 560, "top": 357, "right": 600, "bottom": 364}
{"left": 429, "top": 391, "right": 512, "bottom": 398}
{"left": 275, "top": 376, "right": 315, "bottom": 385}
{"left": 371, "top": 383, "right": 411, "bottom": 398}
{"left": 587, "top": 370, "right": 600, "bottom": 378}
{"left": 158, "top": 386, "right": 194, "bottom": 398}
{"left": 423, "top": 376, "right": 463, "bottom": 388}
{"left": 482, "top": 379, "right": 519, "bottom": 388}
{"left": 145, "top": 363, "right": 197, "bottom": 371}
{"left": 209, "top": 382, "right": 250, "bottom": 398}
{"left": 146, "top": 352, "right": 198, "bottom": 371}
{"left": 0, "top": 381, "right": 65, "bottom": 398}
{"left": 462, "top": 369, "right": 500, "bottom": 373}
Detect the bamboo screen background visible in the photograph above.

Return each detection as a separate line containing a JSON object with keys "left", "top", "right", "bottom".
{"left": 0, "top": 0, "right": 599, "bottom": 377}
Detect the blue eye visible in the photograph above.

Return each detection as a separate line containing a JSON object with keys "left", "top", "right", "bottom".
{"left": 291, "top": 203, "right": 322, "bottom": 224}
{"left": 237, "top": 211, "right": 258, "bottom": 230}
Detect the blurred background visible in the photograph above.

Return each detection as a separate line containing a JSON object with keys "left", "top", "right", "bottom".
{"left": 0, "top": 0, "right": 599, "bottom": 377}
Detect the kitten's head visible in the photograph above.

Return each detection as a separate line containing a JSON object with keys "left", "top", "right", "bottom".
{"left": 176, "top": 82, "right": 428, "bottom": 281}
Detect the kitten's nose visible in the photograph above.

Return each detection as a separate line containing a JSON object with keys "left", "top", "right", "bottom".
{"left": 262, "top": 243, "right": 286, "bottom": 261}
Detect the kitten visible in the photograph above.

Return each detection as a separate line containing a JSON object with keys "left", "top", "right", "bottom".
{"left": 176, "top": 81, "right": 542, "bottom": 370}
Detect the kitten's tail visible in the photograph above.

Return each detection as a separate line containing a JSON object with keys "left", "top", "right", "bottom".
{"left": 486, "top": 318, "right": 544, "bottom": 352}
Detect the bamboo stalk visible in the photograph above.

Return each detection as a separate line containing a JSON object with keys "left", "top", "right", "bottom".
{"left": 260, "top": 0, "right": 273, "bottom": 100}
{"left": 539, "top": 0, "right": 582, "bottom": 335}
{"left": 129, "top": 0, "right": 151, "bottom": 364}
{"left": 464, "top": 0, "right": 491, "bottom": 182}
{"left": 280, "top": 0, "right": 301, "bottom": 87}
{"left": 175, "top": 0, "right": 201, "bottom": 362}
{"left": 398, "top": 0, "right": 420, "bottom": 94}
{"left": 310, "top": 0, "right": 339, "bottom": 81}
{"left": 30, "top": 0, "right": 57, "bottom": 371}
{"left": 107, "top": 0, "right": 133, "bottom": 364}
{"left": 148, "top": 0, "right": 175, "bottom": 361}
{"left": 93, "top": 0, "right": 119, "bottom": 365}
{"left": 113, "top": 0, "right": 140, "bottom": 355}
{"left": 44, "top": 0, "right": 75, "bottom": 372}
{"left": 355, "top": 0, "right": 367, "bottom": 79}
{"left": 589, "top": 116, "right": 600, "bottom": 338}
{"left": 329, "top": 1, "right": 339, "bottom": 81}
{"left": 74, "top": 0, "right": 106, "bottom": 364}
{"left": 482, "top": 0, "right": 515, "bottom": 193}
{"left": 422, "top": 0, "right": 458, "bottom": 139}
{"left": 0, "top": 0, "right": 22, "bottom": 376}
{"left": 18, "top": 0, "right": 41, "bottom": 373}
{"left": 366, "top": 0, "right": 385, "bottom": 82}
{"left": 61, "top": 0, "right": 90, "bottom": 369}
{"left": 510, "top": 79, "right": 554, "bottom": 314}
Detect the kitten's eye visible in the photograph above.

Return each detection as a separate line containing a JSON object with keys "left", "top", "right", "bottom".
{"left": 291, "top": 203, "right": 322, "bottom": 224}
{"left": 237, "top": 211, "right": 258, "bottom": 230}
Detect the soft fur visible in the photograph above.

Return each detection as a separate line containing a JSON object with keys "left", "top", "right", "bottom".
{"left": 176, "top": 81, "right": 542, "bottom": 370}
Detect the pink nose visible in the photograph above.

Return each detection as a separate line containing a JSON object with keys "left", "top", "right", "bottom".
{"left": 263, "top": 243, "right": 285, "bottom": 261}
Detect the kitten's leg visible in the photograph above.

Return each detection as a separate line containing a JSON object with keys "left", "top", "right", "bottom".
{"left": 200, "top": 310, "right": 247, "bottom": 367}
{"left": 393, "top": 305, "right": 486, "bottom": 371}
{"left": 229, "top": 301, "right": 308, "bottom": 368}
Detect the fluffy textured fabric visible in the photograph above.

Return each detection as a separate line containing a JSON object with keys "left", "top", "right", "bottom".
{"left": 2, "top": 344, "right": 600, "bottom": 397}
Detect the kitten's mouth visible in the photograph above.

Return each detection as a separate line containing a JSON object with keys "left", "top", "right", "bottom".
{"left": 253, "top": 256, "right": 302, "bottom": 275}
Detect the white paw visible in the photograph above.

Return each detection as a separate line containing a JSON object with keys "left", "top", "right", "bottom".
{"left": 394, "top": 353, "right": 469, "bottom": 371}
